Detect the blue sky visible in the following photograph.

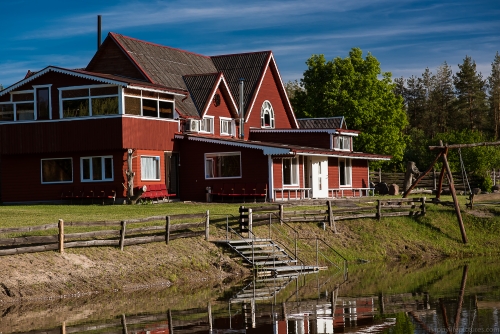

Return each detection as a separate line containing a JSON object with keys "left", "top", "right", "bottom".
{"left": 1, "top": 0, "right": 499, "bottom": 88}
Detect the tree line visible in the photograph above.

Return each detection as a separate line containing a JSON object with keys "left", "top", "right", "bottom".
{"left": 286, "top": 50, "right": 500, "bottom": 190}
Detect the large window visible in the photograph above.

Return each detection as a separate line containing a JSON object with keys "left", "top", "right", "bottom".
{"left": 339, "top": 158, "right": 352, "bottom": 187}
{"left": 81, "top": 156, "right": 114, "bottom": 182}
{"left": 205, "top": 152, "right": 241, "bottom": 179}
{"left": 124, "top": 88, "right": 174, "bottom": 119}
{"left": 283, "top": 157, "right": 299, "bottom": 186}
{"left": 35, "top": 86, "right": 51, "bottom": 120}
{"left": 41, "top": 158, "right": 73, "bottom": 184}
{"left": 220, "top": 118, "right": 234, "bottom": 136}
{"left": 60, "top": 85, "right": 118, "bottom": 118}
{"left": 261, "top": 100, "right": 275, "bottom": 128}
{"left": 0, "top": 91, "right": 35, "bottom": 121}
{"left": 141, "top": 156, "right": 161, "bottom": 180}
{"left": 335, "top": 136, "right": 351, "bottom": 151}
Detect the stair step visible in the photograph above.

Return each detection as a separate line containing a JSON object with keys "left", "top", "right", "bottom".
{"left": 245, "top": 255, "right": 289, "bottom": 260}
{"left": 232, "top": 244, "right": 274, "bottom": 250}
{"left": 254, "top": 260, "right": 298, "bottom": 266}
{"left": 241, "top": 249, "right": 283, "bottom": 254}
{"left": 226, "top": 238, "right": 271, "bottom": 244}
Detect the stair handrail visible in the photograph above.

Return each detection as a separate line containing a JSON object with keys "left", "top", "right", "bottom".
{"left": 299, "top": 237, "right": 348, "bottom": 280}
{"left": 268, "top": 213, "right": 309, "bottom": 269}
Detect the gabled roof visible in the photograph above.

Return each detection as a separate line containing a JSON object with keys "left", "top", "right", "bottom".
{"left": 175, "top": 133, "right": 391, "bottom": 160}
{"left": 211, "top": 51, "right": 271, "bottom": 117}
{"left": 109, "top": 33, "right": 217, "bottom": 90}
{"left": 183, "top": 73, "right": 220, "bottom": 116}
{"left": 0, "top": 66, "right": 185, "bottom": 97}
{"left": 298, "top": 117, "right": 346, "bottom": 129}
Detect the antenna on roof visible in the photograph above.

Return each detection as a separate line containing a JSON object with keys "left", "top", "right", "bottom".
{"left": 239, "top": 78, "right": 245, "bottom": 140}
{"left": 97, "top": 15, "right": 102, "bottom": 50}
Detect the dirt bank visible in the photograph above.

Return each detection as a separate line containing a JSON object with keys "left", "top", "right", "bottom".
{"left": 0, "top": 237, "right": 249, "bottom": 305}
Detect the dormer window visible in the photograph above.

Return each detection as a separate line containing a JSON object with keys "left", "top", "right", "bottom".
{"left": 220, "top": 117, "right": 234, "bottom": 136}
{"left": 200, "top": 117, "right": 214, "bottom": 134}
{"left": 335, "top": 136, "right": 351, "bottom": 151}
{"left": 261, "top": 100, "right": 275, "bottom": 128}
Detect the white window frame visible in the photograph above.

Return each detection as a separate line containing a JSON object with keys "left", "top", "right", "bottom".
{"left": 141, "top": 155, "right": 161, "bottom": 181}
{"left": 335, "top": 136, "right": 351, "bottom": 151}
{"left": 339, "top": 158, "right": 352, "bottom": 187}
{"left": 204, "top": 152, "right": 242, "bottom": 179}
{"left": 261, "top": 100, "right": 275, "bottom": 129}
{"left": 40, "top": 157, "right": 73, "bottom": 184}
{"left": 80, "top": 156, "right": 114, "bottom": 182}
{"left": 123, "top": 87, "right": 176, "bottom": 119}
{"left": 200, "top": 116, "right": 214, "bottom": 134}
{"left": 33, "top": 85, "right": 52, "bottom": 120}
{"left": 0, "top": 90, "right": 35, "bottom": 122}
{"left": 59, "top": 84, "right": 120, "bottom": 119}
{"left": 282, "top": 157, "right": 299, "bottom": 186}
{"left": 220, "top": 117, "right": 234, "bottom": 136}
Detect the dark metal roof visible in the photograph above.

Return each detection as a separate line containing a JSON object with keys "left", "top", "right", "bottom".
{"left": 183, "top": 73, "right": 220, "bottom": 115}
{"left": 111, "top": 33, "right": 217, "bottom": 90}
{"left": 211, "top": 51, "right": 271, "bottom": 117}
{"left": 297, "top": 117, "right": 346, "bottom": 129}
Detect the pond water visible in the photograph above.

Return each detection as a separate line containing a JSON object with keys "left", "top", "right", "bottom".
{"left": 1, "top": 257, "right": 499, "bottom": 333}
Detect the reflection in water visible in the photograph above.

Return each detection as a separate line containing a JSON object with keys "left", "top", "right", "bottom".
{"left": 2, "top": 258, "right": 500, "bottom": 333}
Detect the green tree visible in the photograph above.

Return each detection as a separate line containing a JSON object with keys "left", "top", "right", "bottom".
{"left": 453, "top": 56, "right": 488, "bottom": 132}
{"left": 284, "top": 79, "right": 303, "bottom": 101}
{"left": 292, "top": 49, "right": 409, "bottom": 167}
{"left": 488, "top": 52, "right": 500, "bottom": 139}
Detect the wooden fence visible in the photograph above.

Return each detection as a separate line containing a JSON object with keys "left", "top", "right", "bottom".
{"left": 242, "top": 198, "right": 426, "bottom": 233}
{"left": 0, "top": 212, "right": 210, "bottom": 256}
{"left": 369, "top": 169, "right": 499, "bottom": 192}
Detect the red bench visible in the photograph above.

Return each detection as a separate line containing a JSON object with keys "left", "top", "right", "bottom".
{"left": 61, "top": 185, "right": 116, "bottom": 204}
{"left": 211, "top": 183, "right": 267, "bottom": 202}
{"left": 139, "top": 184, "right": 176, "bottom": 202}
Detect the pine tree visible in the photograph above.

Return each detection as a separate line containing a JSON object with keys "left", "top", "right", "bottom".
{"left": 453, "top": 56, "right": 488, "bottom": 132}
{"left": 488, "top": 52, "right": 500, "bottom": 139}
{"left": 432, "top": 62, "right": 455, "bottom": 134}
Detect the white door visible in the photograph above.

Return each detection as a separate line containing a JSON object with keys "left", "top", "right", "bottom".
{"left": 310, "top": 157, "right": 328, "bottom": 198}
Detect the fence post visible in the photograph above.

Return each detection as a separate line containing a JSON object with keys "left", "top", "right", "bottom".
{"left": 58, "top": 219, "right": 64, "bottom": 254}
{"left": 377, "top": 200, "right": 382, "bottom": 222}
{"left": 121, "top": 314, "right": 128, "bottom": 334}
{"left": 433, "top": 167, "right": 437, "bottom": 190}
{"left": 421, "top": 197, "right": 426, "bottom": 216}
{"left": 378, "top": 168, "right": 382, "bottom": 183}
{"left": 494, "top": 169, "right": 496, "bottom": 186}
{"left": 269, "top": 213, "right": 272, "bottom": 240}
{"left": 119, "top": 221, "right": 127, "bottom": 251}
{"left": 248, "top": 208, "right": 253, "bottom": 238}
{"left": 61, "top": 321, "right": 66, "bottom": 334}
{"left": 316, "top": 238, "right": 319, "bottom": 267}
{"left": 327, "top": 201, "right": 333, "bottom": 228}
{"left": 165, "top": 216, "right": 171, "bottom": 245}
{"left": 168, "top": 309, "right": 174, "bottom": 334}
{"left": 279, "top": 204, "right": 283, "bottom": 225}
{"left": 205, "top": 210, "right": 210, "bottom": 241}
{"left": 207, "top": 302, "right": 213, "bottom": 332}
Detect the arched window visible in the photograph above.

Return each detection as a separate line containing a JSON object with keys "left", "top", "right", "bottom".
{"left": 261, "top": 100, "right": 275, "bottom": 128}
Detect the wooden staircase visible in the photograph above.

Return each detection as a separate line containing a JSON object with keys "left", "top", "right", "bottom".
{"left": 230, "top": 275, "right": 298, "bottom": 303}
{"left": 215, "top": 238, "right": 323, "bottom": 278}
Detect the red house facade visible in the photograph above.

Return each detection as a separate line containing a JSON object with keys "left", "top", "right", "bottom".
{"left": 0, "top": 33, "right": 390, "bottom": 203}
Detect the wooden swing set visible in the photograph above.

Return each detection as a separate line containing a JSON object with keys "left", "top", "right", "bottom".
{"left": 402, "top": 140, "right": 500, "bottom": 244}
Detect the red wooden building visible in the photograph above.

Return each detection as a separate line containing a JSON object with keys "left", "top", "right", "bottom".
{"left": 0, "top": 32, "right": 390, "bottom": 203}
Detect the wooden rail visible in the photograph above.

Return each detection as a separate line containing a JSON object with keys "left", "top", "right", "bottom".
{"left": 0, "top": 212, "right": 210, "bottom": 256}
{"left": 243, "top": 197, "right": 426, "bottom": 231}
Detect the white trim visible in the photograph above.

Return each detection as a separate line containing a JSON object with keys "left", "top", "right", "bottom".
{"left": 338, "top": 158, "right": 352, "bottom": 187}
{"left": 119, "top": 86, "right": 124, "bottom": 115}
{"left": 269, "top": 54, "right": 299, "bottom": 128}
{"left": 126, "top": 85, "right": 184, "bottom": 97}
{"left": 33, "top": 85, "right": 53, "bottom": 120}
{"left": 268, "top": 155, "right": 274, "bottom": 201}
{"left": 58, "top": 84, "right": 118, "bottom": 91}
{"left": 296, "top": 152, "right": 390, "bottom": 161}
{"left": 40, "top": 157, "right": 73, "bottom": 184}
{"left": 140, "top": 155, "right": 161, "bottom": 181}
{"left": 200, "top": 116, "right": 215, "bottom": 134}
{"left": 260, "top": 100, "right": 275, "bottom": 129}
{"left": 330, "top": 134, "right": 333, "bottom": 150}
{"left": 250, "top": 128, "right": 339, "bottom": 134}
{"left": 245, "top": 56, "right": 269, "bottom": 123}
{"left": 80, "top": 156, "right": 114, "bottom": 182}
{"left": 201, "top": 74, "right": 239, "bottom": 118}
{"left": 183, "top": 135, "right": 292, "bottom": 156}
{"left": 204, "top": 151, "right": 242, "bottom": 180}
{"left": 282, "top": 157, "right": 299, "bottom": 186}
{"left": 0, "top": 67, "right": 128, "bottom": 97}
{"left": 219, "top": 117, "right": 234, "bottom": 136}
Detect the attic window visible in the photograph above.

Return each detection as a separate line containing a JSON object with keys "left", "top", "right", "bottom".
{"left": 261, "top": 100, "right": 275, "bottom": 129}
{"left": 60, "top": 85, "right": 118, "bottom": 118}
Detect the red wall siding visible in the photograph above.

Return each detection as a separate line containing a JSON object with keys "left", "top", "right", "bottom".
{"left": 352, "top": 159, "right": 369, "bottom": 188}
{"left": 122, "top": 117, "right": 178, "bottom": 151}
{"left": 249, "top": 132, "right": 331, "bottom": 149}
{"left": 245, "top": 67, "right": 293, "bottom": 137}
{"left": 8, "top": 70, "right": 117, "bottom": 120}
{"left": 273, "top": 158, "right": 283, "bottom": 189}
{"left": 134, "top": 149, "right": 167, "bottom": 189}
{"left": 204, "top": 87, "right": 235, "bottom": 138}
{"left": 177, "top": 139, "right": 268, "bottom": 202}
{"left": 272, "top": 156, "right": 305, "bottom": 200}
{"left": 328, "top": 157, "right": 339, "bottom": 189}
{"left": 86, "top": 38, "right": 147, "bottom": 81}
{"left": 0, "top": 118, "right": 123, "bottom": 155}
{"left": 1, "top": 150, "right": 126, "bottom": 202}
